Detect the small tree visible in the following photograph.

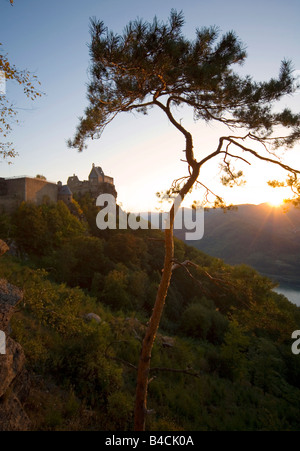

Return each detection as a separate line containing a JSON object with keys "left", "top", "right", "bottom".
{"left": 1, "top": 0, "right": 42, "bottom": 162}
{"left": 69, "top": 11, "right": 300, "bottom": 430}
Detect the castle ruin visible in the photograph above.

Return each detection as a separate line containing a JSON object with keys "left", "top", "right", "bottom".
{"left": 67, "top": 164, "right": 117, "bottom": 199}
{"left": 0, "top": 165, "right": 116, "bottom": 213}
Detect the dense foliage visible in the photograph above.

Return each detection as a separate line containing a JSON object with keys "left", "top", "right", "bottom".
{"left": 1, "top": 197, "right": 300, "bottom": 430}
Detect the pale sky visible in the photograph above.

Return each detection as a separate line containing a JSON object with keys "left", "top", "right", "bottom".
{"left": 1, "top": 0, "right": 300, "bottom": 212}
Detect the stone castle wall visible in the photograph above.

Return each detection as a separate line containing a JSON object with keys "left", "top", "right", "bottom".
{"left": 69, "top": 182, "right": 117, "bottom": 199}
{"left": 5, "top": 178, "right": 26, "bottom": 198}
{"left": 103, "top": 176, "right": 114, "bottom": 184}
{"left": 68, "top": 178, "right": 117, "bottom": 199}
{"left": 0, "top": 196, "right": 21, "bottom": 214}
{"left": 0, "top": 167, "right": 117, "bottom": 213}
{"left": 0, "top": 178, "right": 58, "bottom": 213}
{"left": 0, "top": 178, "right": 26, "bottom": 213}
{"left": 24, "top": 178, "right": 58, "bottom": 204}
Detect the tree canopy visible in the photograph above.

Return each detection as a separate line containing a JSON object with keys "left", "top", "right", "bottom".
{"left": 69, "top": 11, "right": 299, "bottom": 193}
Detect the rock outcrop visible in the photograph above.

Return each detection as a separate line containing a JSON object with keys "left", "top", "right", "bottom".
{"left": 0, "top": 240, "right": 31, "bottom": 431}
{"left": 84, "top": 312, "right": 102, "bottom": 324}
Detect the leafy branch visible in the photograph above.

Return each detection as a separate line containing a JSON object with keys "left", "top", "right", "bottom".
{"left": 0, "top": 42, "right": 43, "bottom": 161}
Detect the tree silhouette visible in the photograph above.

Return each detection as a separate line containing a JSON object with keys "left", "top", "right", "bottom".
{"left": 69, "top": 11, "right": 300, "bottom": 430}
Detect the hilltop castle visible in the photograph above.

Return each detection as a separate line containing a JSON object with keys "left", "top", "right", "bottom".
{"left": 0, "top": 164, "right": 117, "bottom": 213}
{"left": 67, "top": 164, "right": 117, "bottom": 199}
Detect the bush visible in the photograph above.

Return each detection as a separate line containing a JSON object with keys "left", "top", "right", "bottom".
{"left": 180, "top": 298, "right": 228, "bottom": 343}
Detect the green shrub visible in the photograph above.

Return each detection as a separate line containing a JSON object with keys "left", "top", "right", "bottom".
{"left": 180, "top": 299, "right": 228, "bottom": 344}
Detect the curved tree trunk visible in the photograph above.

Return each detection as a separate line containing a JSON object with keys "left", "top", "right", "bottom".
{"left": 134, "top": 226, "right": 174, "bottom": 431}
{"left": 134, "top": 167, "right": 199, "bottom": 431}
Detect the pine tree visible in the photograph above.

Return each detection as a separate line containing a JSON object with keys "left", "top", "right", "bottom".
{"left": 69, "top": 10, "right": 300, "bottom": 430}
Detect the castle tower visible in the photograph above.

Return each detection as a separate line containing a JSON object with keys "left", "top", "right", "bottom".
{"left": 89, "top": 164, "right": 105, "bottom": 184}
{"left": 67, "top": 164, "right": 117, "bottom": 199}
{"left": 57, "top": 183, "right": 73, "bottom": 204}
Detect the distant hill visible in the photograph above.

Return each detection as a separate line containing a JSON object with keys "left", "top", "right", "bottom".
{"left": 172, "top": 203, "right": 300, "bottom": 287}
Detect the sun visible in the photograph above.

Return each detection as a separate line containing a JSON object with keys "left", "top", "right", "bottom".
{"left": 267, "top": 192, "right": 286, "bottom": 208}
{"left": 268, "top": 199, "right": 284, "bottom": 208}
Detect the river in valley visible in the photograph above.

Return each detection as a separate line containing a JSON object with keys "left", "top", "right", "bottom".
{"left": 274, "top": 287, "right": 300, "bottom": 307}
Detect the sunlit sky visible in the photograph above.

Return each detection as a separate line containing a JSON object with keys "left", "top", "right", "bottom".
{"left": 1, "top": 0, "right": 300, "bottom": 212}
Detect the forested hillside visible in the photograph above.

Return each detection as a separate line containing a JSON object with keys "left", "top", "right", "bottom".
{"left": 0, "top": 196, "right": 300, "bottom": 431}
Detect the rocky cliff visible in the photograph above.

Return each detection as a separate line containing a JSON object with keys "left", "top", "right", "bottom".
{"left": 0, "top": 240, "right": 31, "bottom": 431}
